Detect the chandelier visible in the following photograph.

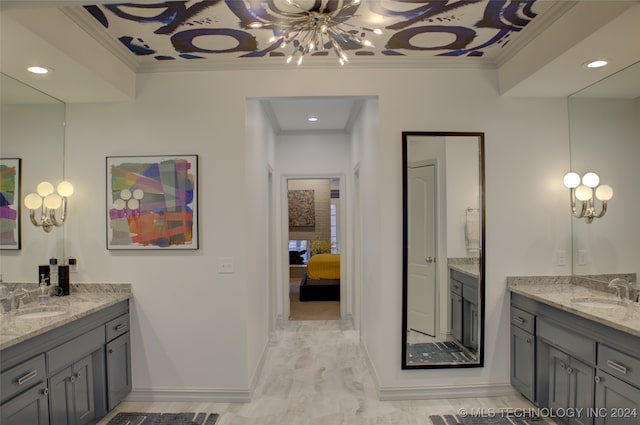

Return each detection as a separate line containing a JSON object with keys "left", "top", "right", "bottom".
{"left": 248, "top": 0, "right": 382, "bottom": 65}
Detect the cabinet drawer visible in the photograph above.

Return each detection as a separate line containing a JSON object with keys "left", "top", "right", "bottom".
{"left": 538, "top": 318, "right": 595, "bottom": 364}
{"left": 598, "top": 345, "right": 640, "bottom": 388}
{"left": 0, "top": 354, "right": 46, "bottom": 403}
{"left": 47, "top": 326, "right": 104, "bottom": 374}
{"left": 511, "top": 307, "right": 535, "bottom": 333}
{"left": 451, "top": 280, "right": 462, "bottom": 296}
{"left": 106, "top": 313, "right": 130, "bottom": 342}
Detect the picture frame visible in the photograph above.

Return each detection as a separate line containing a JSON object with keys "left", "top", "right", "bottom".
{"left": 106, "top": 155, "right": 198, "bottom": 250}
{"left": 0, "top": 158, "right": 22, "bottom": 250}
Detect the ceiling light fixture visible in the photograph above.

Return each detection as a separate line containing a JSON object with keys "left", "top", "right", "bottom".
{"left": 307, "top": 116, "right": 319, "bottom": 122}
{"left": 27, "top": 66, "right": 51, "bottom": 75}
{"left": 585, "top": 60, "right": 608, "bottom": 69}
{"left": 257, "top": 0, "right": 381, "bottom": 66}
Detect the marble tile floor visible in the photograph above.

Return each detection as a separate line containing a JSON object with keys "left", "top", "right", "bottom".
{"left": 98, "top": 320, "right": 540, "bottom": 425}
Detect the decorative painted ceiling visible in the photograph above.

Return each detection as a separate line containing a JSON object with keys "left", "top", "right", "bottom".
{"left": 66, "top": 0, "right": 555, "bottom": 70}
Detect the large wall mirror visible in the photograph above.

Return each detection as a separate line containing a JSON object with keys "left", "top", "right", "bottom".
{"left": 568, "top": 61, "right": 640, "bottom": 282}
{"left": 402, "top": 132, "right": 485, "bottom": 369}
{"left": 0, "top": 73, "right": 66, "bottom": 283}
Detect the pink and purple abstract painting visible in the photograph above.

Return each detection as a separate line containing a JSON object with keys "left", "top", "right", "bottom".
{"left": 0, "top": 158, "right": 21, "bottom": 250}
{"left": 107, "top": 155, "right": 198, "bottom": 249}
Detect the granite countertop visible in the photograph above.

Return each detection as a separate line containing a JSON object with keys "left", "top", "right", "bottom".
{"left": 449, "top": 264, "right": 480, "bottom": 279}
{"left": 0, "top": 283, "right": 132, "bottom": 350}
{"left": 507, "top": 276, "right": 640, "bottom": 337}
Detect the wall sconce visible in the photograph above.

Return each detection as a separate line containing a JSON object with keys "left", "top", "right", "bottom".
{"left": 23, "top": 181, "right": 74, "bottom": 232}
{"left": 563, "top": 172, "right": 613, "bottom": 223}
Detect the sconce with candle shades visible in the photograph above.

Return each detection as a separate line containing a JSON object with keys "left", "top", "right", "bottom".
{"left": 24, "top": 181, "right": 74, "bottom": 232}
{"left": 563, "top": 172, "right": 612, "bottom": 223}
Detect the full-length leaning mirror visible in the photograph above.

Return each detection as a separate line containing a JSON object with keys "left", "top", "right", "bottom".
{"left": 402, "top": 131, "right": 485, "bottom": 369}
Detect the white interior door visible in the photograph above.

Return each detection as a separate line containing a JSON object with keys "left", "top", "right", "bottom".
{"left": 407, "top": 164, "right": 437, "bottom": 336}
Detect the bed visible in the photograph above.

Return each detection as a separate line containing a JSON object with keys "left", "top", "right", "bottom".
{"left": 299, "top": 253, "right": 340, "bottom": 302}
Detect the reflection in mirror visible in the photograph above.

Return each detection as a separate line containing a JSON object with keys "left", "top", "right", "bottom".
{"left": 402, "top": 132, "right": 485, "bottom": 368}
{"left": 0, "top": 73, "right": 65, "bottom": 283}
{"left": 568, "top": 61, "right": 640, "bottom": 282}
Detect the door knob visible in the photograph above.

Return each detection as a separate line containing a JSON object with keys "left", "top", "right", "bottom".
{"left": 425, "top": 257, "right": 435, "bottom": 263}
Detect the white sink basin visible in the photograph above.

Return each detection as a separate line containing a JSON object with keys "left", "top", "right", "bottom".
{"left": 570, "top": 297, "right": 625, "bottom": 310}
{"left": 14, "top": 306, "right": 67, "bottom": 319}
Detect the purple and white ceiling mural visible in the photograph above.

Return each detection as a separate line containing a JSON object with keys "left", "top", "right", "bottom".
{"left": 78, "top": 0, "right": 547, "bottom": 65}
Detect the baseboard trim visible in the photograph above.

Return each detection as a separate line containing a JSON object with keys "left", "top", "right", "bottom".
{"left": 378, "top": 383, "right": 519, "bottom": 401}
{"left": 126, "top": 388, "right": 251, "bottom": 403}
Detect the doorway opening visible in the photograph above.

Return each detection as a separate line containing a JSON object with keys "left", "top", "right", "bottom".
{"left": 287, "top": 177, "right": 341, "bottom": 320}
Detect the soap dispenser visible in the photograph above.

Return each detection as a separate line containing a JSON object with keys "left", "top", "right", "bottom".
{"left": 38, "top": 274, "right": 50, "bottom": 305}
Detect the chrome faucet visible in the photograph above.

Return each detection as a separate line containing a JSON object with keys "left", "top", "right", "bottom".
{"left": 14, "top": 288, "right": 31, "bottom": 310}
{"left": 608, "top": 278, "right": 631, "bottom": 301}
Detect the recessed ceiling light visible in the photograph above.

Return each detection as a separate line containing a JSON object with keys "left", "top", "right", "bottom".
{"left": 307, "top": 116, "right": 319, "bottom": 122}
{"left": 27, "top": 66, "right": 51, "bottom": 74}
{"left": 585, "top": 60, "right": 608, "bottom": 69}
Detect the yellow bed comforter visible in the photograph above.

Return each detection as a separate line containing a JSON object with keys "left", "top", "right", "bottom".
{"left": 307, "top": 254, "right": 340, "bottom": 280}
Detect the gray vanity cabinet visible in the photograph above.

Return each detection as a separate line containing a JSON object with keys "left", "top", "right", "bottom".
{"left": 450, "top": 269, "right": 478, "bottom": 351}
{"left": 511, "top": 307, "right": 536, "bottom": 402}
{"left": 450, "top": 279, "right": 463, "bottom": 342}
{"left": 547, "top": 346, "right": 594, "bottom": 425}
{"left": 49, "top": 354, "right": 95, "bottom": 425}
{"left": 594, "top": 344, "right": 640, "bottom": 424}
{"left": 0, "top": 300, "right": 130, "bottom": 425}
{"left": 0, "top": 382, "right": 50, "bottom": 425}
{"left": 511, "top": 293, "right": 640, "bottom": 425}
{"left": 105, "top": 313, "right": 131, "bottom": 410}
{"left": 594, "top": 372, "right": 640, "bottom": 425}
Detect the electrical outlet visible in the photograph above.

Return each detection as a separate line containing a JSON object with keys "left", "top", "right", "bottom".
{"left": 68, "top": 257, "right": 78, "bottom": 273}
{"left": 556, "top": 250, "right": 567, "bottom": 266}
{"left": 578, "top": 250, "right": 588, "bottom": 266}
{"left": 218, "top": 257, "right": 235, "bottom": 274}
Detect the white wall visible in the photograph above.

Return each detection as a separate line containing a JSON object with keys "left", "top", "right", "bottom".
{"left": 62, "top": 67, "right": 571, "bottom": 400}
{"left": 244, "top": 98, "right": 274, "bottom": 393}
{"left": 446, "top": 138, "right": 480, "bottom": 258}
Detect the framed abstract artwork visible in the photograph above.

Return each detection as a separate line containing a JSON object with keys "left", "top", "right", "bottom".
{"left": 288, "top": 189, "right": 315, "bottom": 227}
{"left": 0, "top": 158, "right": 22, "bottom": 250}
{"left": 106, "top": 155, "right": 198, "bottom": 250}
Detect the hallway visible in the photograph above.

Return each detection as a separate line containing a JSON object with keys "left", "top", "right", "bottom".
{"left": 99, "top": 321, "right": 536, "bottom": 424}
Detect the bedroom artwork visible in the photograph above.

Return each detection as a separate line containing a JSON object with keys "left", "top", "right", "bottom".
{"left": 288, "top": 189, "right": 315, "bottom": 227}
{"left": 0, "top": 158, "right": 21, "bottom": 250}
{"left": 106, "top": 155, "right": 198, "bottom": 250}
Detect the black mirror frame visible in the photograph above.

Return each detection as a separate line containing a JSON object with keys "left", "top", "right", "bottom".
{"left": 401, "top": 131, "right": 486, "bottom": 369}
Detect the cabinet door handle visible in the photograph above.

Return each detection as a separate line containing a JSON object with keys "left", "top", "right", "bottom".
{"left": 17, "top": 370, "right": 38, "bottom": 385}
{"left": 69, "top": 376, "right": 76, "bottom": 383}
{"left": 566, "top": 367, "right": 574, "bottom": 374}
{"left": 75, "top": 371, "right": 81, "bottom": 379}
{"left": 513, "top": 316, "right": 525, "bottom": 325}
{"left": 108, "top": 349, "right": 114, "bottom": 354}
{"left": 526, "top": 338, "right": 532, "bottom": 344}
{"left": 42, "top": 388, "right": 49, "bottom": 396}
{"left": 594, "top": 375, "right": 601, "bottom": 384}
{"left": 560, "top": 363, "right": 566, "bottom": 370}
{"left": 607, "top": 360, "right": 628, "bottom": 375}
{"left": 115, "top": 324, "right": 127, "bottom": 331}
